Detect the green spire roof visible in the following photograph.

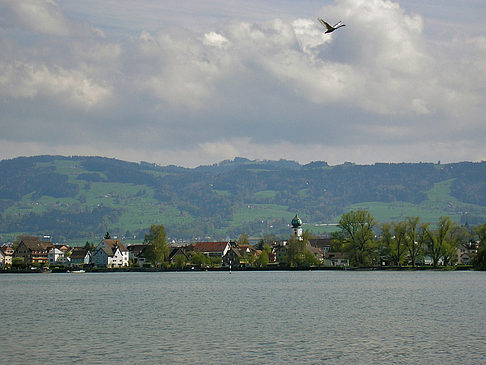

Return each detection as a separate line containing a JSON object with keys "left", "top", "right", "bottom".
{"left": 291, "top": 214, "right": 302, "bottom": 228}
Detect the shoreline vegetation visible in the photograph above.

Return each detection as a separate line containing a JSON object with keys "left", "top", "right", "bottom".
{"left": 3, "top": 212, "right": 486, "bottom": 272}
{"left": 1, "top": 264, "right": 474, "bottom": 274}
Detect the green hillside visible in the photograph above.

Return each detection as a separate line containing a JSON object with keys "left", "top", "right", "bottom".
{"left": 1, "top": 156, "right": 485, "bottom": 242}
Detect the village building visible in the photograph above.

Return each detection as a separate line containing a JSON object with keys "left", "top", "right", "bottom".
{"left": 167, "top": 246, "right": 187, "bottom": 263}
{"left": 69, "top": 247, "right": 92, "bottom": 267}
{"left": 48, "top": 247, "right": 70, "bottom": 266}
{"left": 0, "top": 245, "right": 14, "bottom": 267}
{"left": 192, "top": 241, "right": 231, "bottom": 258}
{"left": 309, "top": 238, "right": 332, "bottom": 254}
{"left": 323, "top": 252, "right": 349, "bottom": 267}
{"left": 127, "top": 244, "right": 148, "bottom": 266}
{"left": 270, "top": 215, "right": 349, "bottom": 267}
{"left": 457, "top": 240, "right": 479, "bottom": 265}
{"left": 222, "top": 246, "right": 242, "bottom": 267}
{"left": 0, "top": 248, "right": 6, "bottom": 268}
{"left": 92, "top": 239, "right": 129, "bottom": 268}
{"left": 13, "top": 238, "right": 54, "bottom": 266}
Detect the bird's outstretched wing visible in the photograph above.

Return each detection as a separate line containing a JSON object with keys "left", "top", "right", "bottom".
{"left": 333, "top": 21, "right": 343, "bottom": 28}
{"left": 317, "top": 17, "right": 332, "bottom": 31}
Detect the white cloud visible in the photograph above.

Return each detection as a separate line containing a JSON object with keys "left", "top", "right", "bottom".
{"left": 1, "top": 0, "right": 70, "bottom": 36}
{"left": 133, "top": 29, "right": 235, "bottom": 108}
{"left": 203, "top": 32, "right": 229, "bottom": 48}
{"left": 0, "top": 62, "right": 112, "bottom": 108}
{"left": 123, "top": 1, "right": 442, "bottom": 116}
{"left": 1, "top": 0, "right": 486, "bottom": 166}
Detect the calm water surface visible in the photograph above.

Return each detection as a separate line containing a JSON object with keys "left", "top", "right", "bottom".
{"left": 1, "top": 271, "right": 485, "bottom": 364}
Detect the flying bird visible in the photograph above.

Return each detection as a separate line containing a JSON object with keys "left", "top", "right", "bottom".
{"left": 317, "top": 17, "right": 346, "bottom": 33}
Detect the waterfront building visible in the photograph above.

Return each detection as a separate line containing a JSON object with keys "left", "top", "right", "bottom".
{"left": 192, "top": 241, "right": 231, "bottom": 258}
{"left": 0, "top": 248, "right": 6, "bottom": 268}
{"left": 69, "top": 247, "right": 92, "bottom": 267}
{"left": 456, "top": 240, "right": 479, "bottom": 265}
{"left": 14, "top": 238, "right": 54, "bottom": 266}
{"left": 168, "top": 246, "right": 189, "bottom": 265}
{"left": 127, "top": 244, "right": 148, "bottom": 266}
{"left": 48, "top": 247, "right": 70, "bottom": 266}
{"left": 0, "top": 245, "right": 14, "bottom": 267}
{"left": 92, "top": 239, "right": 129, "bottom": 268}
{"left": 222, "top": 246, "right": 242, "bottom": 267}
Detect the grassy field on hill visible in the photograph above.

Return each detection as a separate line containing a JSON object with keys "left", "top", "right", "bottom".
{"left": 1, "top": 156, "right": 486, "bottom": 242}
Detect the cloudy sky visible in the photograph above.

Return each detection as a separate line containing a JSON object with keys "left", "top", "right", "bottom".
{"left": 1, "top": 0, "right": 485, "bottom": 167}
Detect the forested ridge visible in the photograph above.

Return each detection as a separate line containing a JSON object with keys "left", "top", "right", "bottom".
{"left": 1, "top": 155, "right": 485, "bottom": 241}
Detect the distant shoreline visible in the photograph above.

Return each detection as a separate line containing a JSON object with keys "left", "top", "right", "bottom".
{"left": 1, "top": 265, "right": 475, "bottom": 274}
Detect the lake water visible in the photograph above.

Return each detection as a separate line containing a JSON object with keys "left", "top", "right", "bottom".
{"left": 1, "top": 271, "right": 485, "bottom": 364}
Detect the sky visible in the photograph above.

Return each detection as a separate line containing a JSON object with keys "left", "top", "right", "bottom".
{"left": 1, "top": 0, "right": 485, "bottom": 167}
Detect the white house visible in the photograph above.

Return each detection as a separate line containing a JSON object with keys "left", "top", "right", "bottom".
{"left": 0, "top": 246, "right": 14, "bottom": 267}
{"left": 92, "top": 239, "right": 129, "bottom": 268}
{"left": 48, "top": 248, "right": 70, "bottom": 266}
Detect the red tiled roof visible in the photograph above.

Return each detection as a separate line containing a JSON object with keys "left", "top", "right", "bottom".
{"left": 193, "top": 241, "right": 228, "bottom": 253}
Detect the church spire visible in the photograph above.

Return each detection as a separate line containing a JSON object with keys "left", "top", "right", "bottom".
{"left": 291, "top": 214, "right": 303, "bottom": 240}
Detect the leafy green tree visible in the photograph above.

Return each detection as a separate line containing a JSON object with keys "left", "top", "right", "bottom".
{"left": 302, "top": 250, "right": 319, "bottom": 268}
{"left": 332, "top": 210, "right": 377, "bottom": 266}
{"left": 423, "top": 217, "right": 459, "bottom": 267}
{"left": 472, "top": 223, "right": 486, "bottom": 270}
{"left": 255, "top": 239, "right": 265, "bottom": 251}
{"left": 475, "top": 222, "right": 486, "bottom": 243}
{"left": 12, "top": 257, "right": 25, "bottom": 268}
{"left": 380, "top": 221, "right": 407, "bottom": 266}
{"left": 190, "top": 252, "right": 208, "bottom": 268}
{"left": 239, "top": 250, "right": 255, "bottom": 267}
{"left": 286, "top": 235, "right": 301, "bottom": 268}
{"left": 405, "top": 217, "right": 423, "bottom": 267}
{"left": 173, "top": 254, "right": 187, "bottom": 270}
{"left": 238, "top": 233, "right": 249, "bottom": 245}
{"left": 255, "top": 235, "right": 276, "bottom": 250}
{"left": 442, "top": 223, "right": 468, "bottom": 266}
{"left": 208, "top": 256, "right": 221, "bottom": 268}
{"left": 143, "top": 224, "right": 169, "bottom": 267}
{"left": 262, "top": 243, "right": 272, "bottom": 256}
{"left": 254, "top": 251, "right": 269, "bottom": 268}
{"left": 83, "top": 241, "right": 95, "bottom": 251}
{"left": 286, "top": 230, "right": 317, "bottom": 268}
{"left": 104, "top": 232, "right": 111, "bottom": 239}
{"left": 253, "top": 244, "right": 272, "bottom": 268}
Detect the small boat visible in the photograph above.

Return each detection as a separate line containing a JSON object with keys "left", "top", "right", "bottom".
{"left": 70, "top": 269, "right": 85, "bottom": 273}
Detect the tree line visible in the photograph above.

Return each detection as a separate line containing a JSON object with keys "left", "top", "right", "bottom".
{"left": 136, "top": 210, "right": 486, "bottom": 271}
{"left": 332, "top": 210, "right": 486, "bottom": 268}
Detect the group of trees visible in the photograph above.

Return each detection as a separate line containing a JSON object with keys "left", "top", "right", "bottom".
{"left": 284, "top": 231, "right": 319, "bottom": 268}
{"left": 135, "top": 214, "right": 486, "bottom": 270}
{"left": 143, "top": 224, "right": 170, "bottom": 266}
{"left": 332, "top": 210, "right": 486, "bottom": 268}
{"left": 472, "top": 223, "right": 486, "bottom": 270}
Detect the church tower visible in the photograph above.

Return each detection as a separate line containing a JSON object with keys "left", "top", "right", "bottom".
{"left": 291, "top": 214, "right": 303, "bottom": 240}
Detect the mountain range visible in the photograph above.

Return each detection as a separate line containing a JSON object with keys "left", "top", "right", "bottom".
{"left": 1, "top": 155, "right": 485, "bottom": 242}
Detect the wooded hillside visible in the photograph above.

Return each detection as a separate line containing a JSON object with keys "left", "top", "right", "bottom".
{"left": 1, "top": 156, "right": 485, "bottom": 241}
